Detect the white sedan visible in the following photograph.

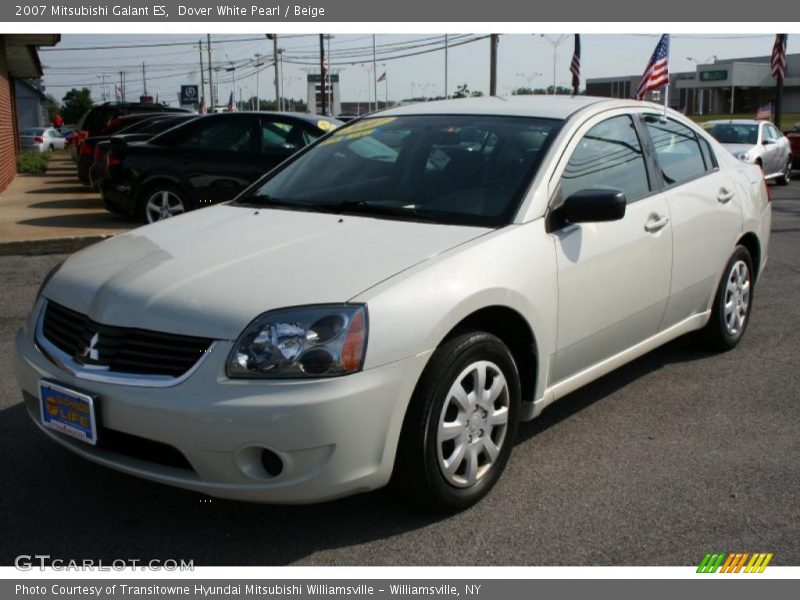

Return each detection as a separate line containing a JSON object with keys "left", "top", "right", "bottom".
{"left": 19, "top": 127, "right": 66, "bottom": 152}
{"left": 703, "top": 119, "right": 792, "bottom": 185}
{"left": 14, "top": 96, "right": 771, "bottom": 510}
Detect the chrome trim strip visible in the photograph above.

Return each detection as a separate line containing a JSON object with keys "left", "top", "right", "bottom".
{"left": 34, "top": 299, "right": 216, "bottom": 388}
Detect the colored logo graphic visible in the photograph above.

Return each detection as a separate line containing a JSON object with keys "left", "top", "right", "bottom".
{"left": 697, "top": 552, "right": 773, "bottom": 573}
{"left": 46, "top": 396, "right": 58, "bottom": 416}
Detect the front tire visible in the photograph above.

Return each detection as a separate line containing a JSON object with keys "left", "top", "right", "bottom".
{"left": 393, "top": 331, "right": 520, "bottom": 512}
{"left": 702, "top": 246, "right": 754, "bottom": 351}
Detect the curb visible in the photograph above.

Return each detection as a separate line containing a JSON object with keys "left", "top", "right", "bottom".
{"left": 0, "top": 235, "right": 114, "bottom": 257}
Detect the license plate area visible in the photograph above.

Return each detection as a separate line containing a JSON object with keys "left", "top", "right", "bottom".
{"left": 38, "top": 381, "right": 98, "bottom": 446}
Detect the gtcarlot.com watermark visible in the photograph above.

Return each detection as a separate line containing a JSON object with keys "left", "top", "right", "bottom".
{"left": 15, "top": 554, "right": 194, "bottom": 571}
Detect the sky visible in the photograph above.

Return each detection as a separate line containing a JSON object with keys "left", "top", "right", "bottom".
{"left": 39, "top": 33, "right": 799, "bottom": 109}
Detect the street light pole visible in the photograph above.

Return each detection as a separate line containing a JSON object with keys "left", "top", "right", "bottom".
{"left": 540, "top": 34, "right": 567, "bottom": 94}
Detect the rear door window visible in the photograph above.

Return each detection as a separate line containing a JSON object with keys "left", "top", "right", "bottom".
{"left": 644, "top": 117, "right": 708, "bottom": 186}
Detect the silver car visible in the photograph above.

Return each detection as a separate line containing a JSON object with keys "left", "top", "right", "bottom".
{"left": 703, "top": 119, "right": 792, "bottom": 185}
{"left": 19, "top": 127, "right": 66, "bottom": 153}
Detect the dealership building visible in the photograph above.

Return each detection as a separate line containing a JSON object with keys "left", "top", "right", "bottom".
{"left": 586, "top": 53, "right": 800, "bottom": 115}
{"left": 0, "top": 34, "right": 60, "bottom": 194}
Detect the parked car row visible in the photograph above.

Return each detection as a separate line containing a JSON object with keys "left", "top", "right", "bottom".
{"left": 702, "top": 118, "right": 794, "bottom": 184}
{"left": 68, "top": 102, "right": 341, "bottom": 223}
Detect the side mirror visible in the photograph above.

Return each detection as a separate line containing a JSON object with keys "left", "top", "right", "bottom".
{"left": 563, "top": 189, "right": 627, "bottom": 223}
{"left": 762, "top": 138, "right": 775, "bottom": 145}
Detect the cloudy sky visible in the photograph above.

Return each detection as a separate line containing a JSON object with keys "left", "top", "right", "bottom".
{"left": 39, "top": 33, "right": 799, "bottom": 108}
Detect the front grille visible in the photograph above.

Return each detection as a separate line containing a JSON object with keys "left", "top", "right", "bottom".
{"left": 42, "top": 301, "right": 213, "bottom": 378}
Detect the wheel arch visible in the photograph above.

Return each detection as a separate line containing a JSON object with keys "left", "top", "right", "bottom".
{"left": 438, "top": 305, "right": 539, "bottom": 414}
{"left": 736, "top": 231, "right": 761, "bottom": 281}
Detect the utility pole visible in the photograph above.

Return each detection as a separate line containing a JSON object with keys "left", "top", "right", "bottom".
{"left": 444, "top": 34, "right": 449, "bottom": 98}
{"left": 319, "top": 34, "right": 327, "bottom": 116}
{"left": 142, "top": 62, "right": 147, "bottom": 97}
{"left": 207, "top": 34, "right": 214, "bottom": 110}
{"left": 267, "top": 34, "right": 280, "bottom": 110}
{"left": 254, "top": 53, "right": 262, "bottom": 110}
{"left": 119, "top": 71, "right": 126, "bottom": 102}
{"left": 489, "top": 34, "right": 499, "bottom": 96}
{"left": 199, "top": 39, "right": 205, "bottom": 110}
{"left": 372, "top": 35, "right": 378, "bottom": 110}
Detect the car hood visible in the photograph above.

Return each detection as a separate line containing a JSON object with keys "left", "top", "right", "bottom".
{"left": 45, "top": 205, "right": 490, "bottom": 340}
{"left": 719, "top": 143, "right": 758, "bottom": 157}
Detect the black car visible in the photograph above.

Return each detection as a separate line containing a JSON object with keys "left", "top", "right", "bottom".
{"left": 78, "top": 112, "right": 190, "bottom": 185}
{"left": 71, "top": 102, "right": 191, "bottom": 163}
{"left": 89, "top": 114, "right": 201, "bottom": 189}
{"left": 101, "top": 112, "right": 341, "bottom": 223}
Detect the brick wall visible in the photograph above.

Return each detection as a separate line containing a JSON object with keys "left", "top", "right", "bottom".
{"left": 0, "top": 38, "right": 17, "bottom": 194}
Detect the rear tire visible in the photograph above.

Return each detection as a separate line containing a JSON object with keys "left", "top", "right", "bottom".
{"left": 139, "top": 184, "right": 191, "bottom": 224}
{"left": 776, "top": 159, "right": 792, "bottom": 186}
{"left": 392, "top": 331, "right": 520, "bottom": 512}
{"left": 702, "top": 246, "right": 754, "bottom": 351}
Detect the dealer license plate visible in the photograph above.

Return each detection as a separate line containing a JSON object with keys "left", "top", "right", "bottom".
{"left": 38, "top": 381, "right": 97, "bottom": 446}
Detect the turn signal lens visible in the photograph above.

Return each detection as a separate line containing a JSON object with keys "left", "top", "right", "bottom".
{"left": 341, "top": 310, "right": 366, "bottom": 372}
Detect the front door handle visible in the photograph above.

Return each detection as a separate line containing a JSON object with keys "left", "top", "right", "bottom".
{"left": 644, "top": 215, "right": 669, "bottom": 233}
{"left": 718, "top": 187, "right": 735, "bottom": 203}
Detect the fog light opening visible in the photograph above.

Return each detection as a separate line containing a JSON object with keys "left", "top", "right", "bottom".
{"left": 260, "top": 448, "right": 284, "bottom": 478}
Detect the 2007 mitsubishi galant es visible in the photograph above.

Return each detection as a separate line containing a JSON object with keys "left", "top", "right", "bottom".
{"left": 15, "top": 97, "right": 771, "bottom": 510}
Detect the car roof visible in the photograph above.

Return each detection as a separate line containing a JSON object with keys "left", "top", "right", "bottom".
{"left": 703, "top": 119, "right": 767, "bottom": 126}
{"left": 209, "top": 111, "right": 342, "bottom": 126}
{"left": 379, "top": 95, "right": 626, "bottom": 120}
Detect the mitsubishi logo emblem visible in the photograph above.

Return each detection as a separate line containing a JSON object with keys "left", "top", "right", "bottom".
{"left": 80, "top": 332, "right": 100, "bottom": 362}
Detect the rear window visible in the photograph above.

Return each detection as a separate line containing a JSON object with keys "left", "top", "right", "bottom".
{"left": 240, "top": 114, "right": 562, "bottom": 227}
{"left": 21, "top": 128, "right": 45, "bottom": 136}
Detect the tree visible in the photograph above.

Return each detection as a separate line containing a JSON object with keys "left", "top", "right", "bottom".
{"left": 61, "top": 88, "right": 93, "bottom": 125}
{"left": 44, "top": 93, "right": 60, "bottom": 123}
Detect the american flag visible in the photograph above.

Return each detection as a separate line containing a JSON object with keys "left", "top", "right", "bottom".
{"left": 636, "top": 34, "right": 670, "bottom": 100}
{"left": 227, "top": 90, "right": 235, "bottom": 112}
{"left": 377, "top": 71, "right": 386, "bottom": 83}
{"left": 771, "top": 34, "right": 787, "bottom": 82}
{"left": 756, "top": 102, "right": 772, "bottom": 120}
{"left": 198, "top": 97, "right": 206, "bottom": 114}
{"left": 570, "top": 34, "right": 581, "bottom": 92}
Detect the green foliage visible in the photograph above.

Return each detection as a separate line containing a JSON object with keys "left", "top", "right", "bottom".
{"left": 61, "top": 87, "right": 93, "bottom": 125}
{"left": 16, "top": 151, "right": 51, "bottom": 174}
{"left": 44, "top": 93, "right": 60, "bottom": 124}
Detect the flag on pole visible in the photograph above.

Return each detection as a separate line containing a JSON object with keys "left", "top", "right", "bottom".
{"left": 756, "top": 102, "right": 772, "bottom": 119}
{"left": 227, "top": 90, "right": 235, "bottom": 112}
{"left": 114, "top": 84, "right": 122, "bottom": 101}
{"left": 199, "top": 97, "right": 206, "bottom": 114}
{"left": 771, "top": 33, "right": 787, "bottom": 81}
{"left": 570, "top": 34, "right": 581, "bottom": 93}
{"left": 377, "top": 72, "right": 387, "bottom": 83}
{"left": 636, "top": 34, "right": 670, "bottom": 100}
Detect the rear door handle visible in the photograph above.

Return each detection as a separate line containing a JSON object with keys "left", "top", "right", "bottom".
{"left": 644, "top": 215, "right": 669, "bottom": 233}
{"left": 718, "top": 187, "right": 735, "bottom": 203}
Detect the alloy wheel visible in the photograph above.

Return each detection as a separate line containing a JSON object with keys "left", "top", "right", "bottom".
{"left": 723, "top": 260, "right": 750, "bottom": 336}
{"left": 145, "top": 190, "right": 185, "bottom": 223}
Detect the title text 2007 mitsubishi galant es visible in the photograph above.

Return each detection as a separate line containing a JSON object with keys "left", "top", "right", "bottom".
{"left": 15, "top": 97, "right": 771, "bottom": 510}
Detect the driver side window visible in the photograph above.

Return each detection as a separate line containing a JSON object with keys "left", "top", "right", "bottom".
{"left": 560, "top": 115, "right": 650, "bottom": 203}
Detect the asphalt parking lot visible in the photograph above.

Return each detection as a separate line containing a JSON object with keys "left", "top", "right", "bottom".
{"left": 1, "top": 180, "right": 798, "bottom": 567}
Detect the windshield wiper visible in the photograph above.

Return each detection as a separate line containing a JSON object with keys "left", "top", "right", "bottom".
{"left": 236, "top": 194, "right": 338, "bottom": 214}
{"left": 331, "top": 200, "right": 445, "bottom": 224}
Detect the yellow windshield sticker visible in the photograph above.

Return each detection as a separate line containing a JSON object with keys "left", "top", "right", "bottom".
{"left": 320, "top": 117, "right": 396, "bottom": 146}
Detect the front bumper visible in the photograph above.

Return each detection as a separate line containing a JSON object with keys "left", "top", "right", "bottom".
{"left": 14, "top": 302, "right": 430, "bottom": 503}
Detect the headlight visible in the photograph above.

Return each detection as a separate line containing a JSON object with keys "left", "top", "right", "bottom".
{"left": 226, "top": 305, "right": 367, "bottom": 378}
{"left": 736, "top": 152, "right": 751, "bottom": 162}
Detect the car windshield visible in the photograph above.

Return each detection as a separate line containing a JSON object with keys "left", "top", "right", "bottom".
{"left": 21, "top": 128, "right": 45, "bottom": 136}
{"left": 705, "top": 123, "right": 759, "bottom": 145}
{"left": 237, "top": 114, "right": 561, "bottom": 227}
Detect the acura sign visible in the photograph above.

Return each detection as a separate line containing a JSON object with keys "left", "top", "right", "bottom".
{"left": 180, "top": 85, "right": 199, "bottom": 105}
